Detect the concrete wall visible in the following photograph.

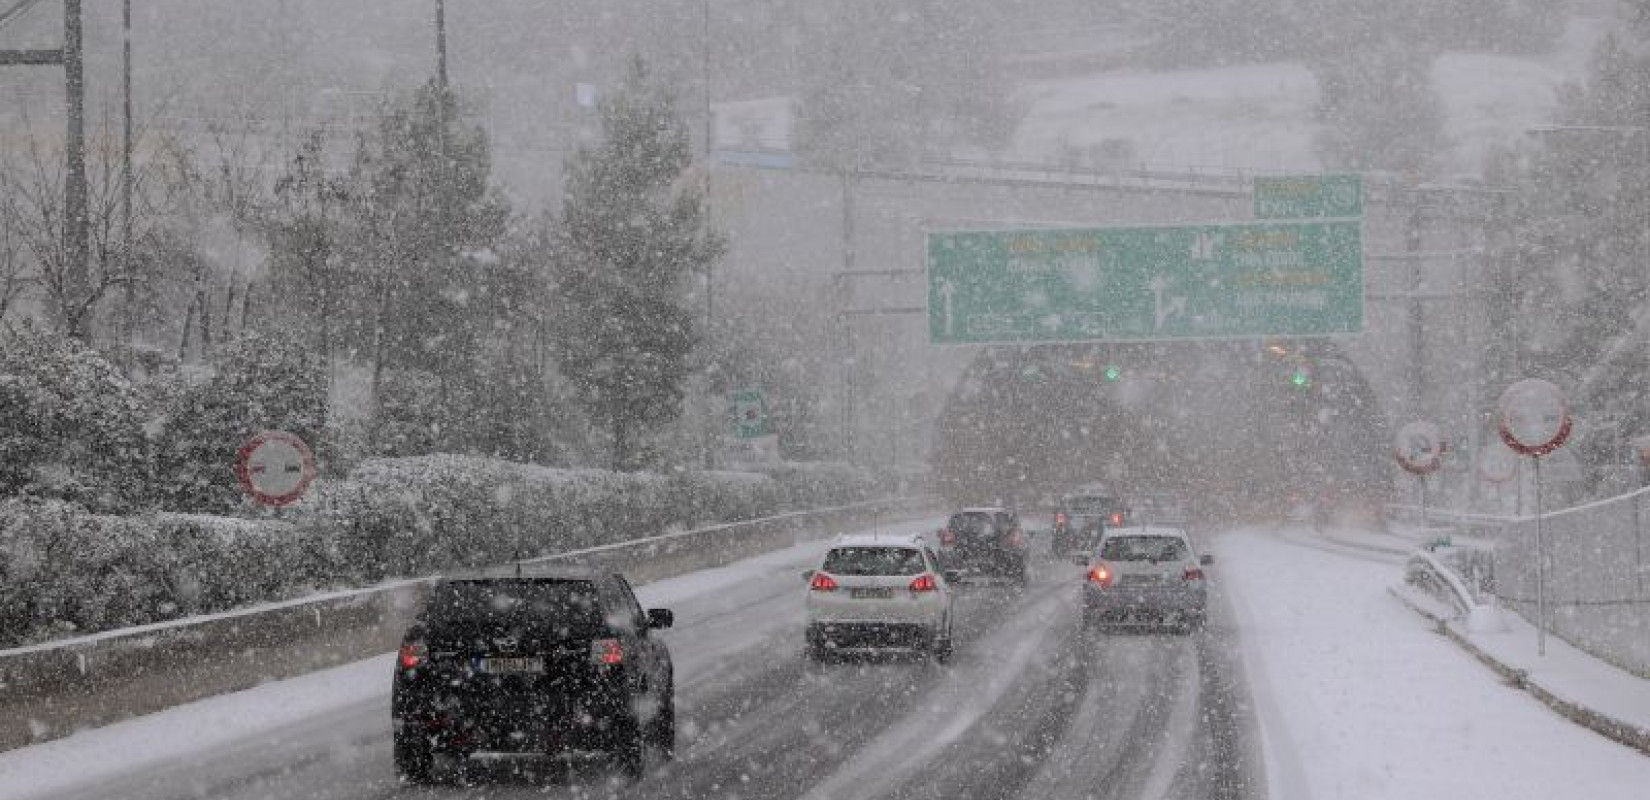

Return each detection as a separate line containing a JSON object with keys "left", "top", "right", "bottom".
{"left": 0, "top": 497, "right": 936, "bottom": 754}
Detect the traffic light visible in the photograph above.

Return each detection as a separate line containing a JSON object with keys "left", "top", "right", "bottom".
{"left": 1103, "top": 364, "right": 1122, "bottom": 382}
{"left": 1289, "top": 365, "right": 1312, "bottom": 389}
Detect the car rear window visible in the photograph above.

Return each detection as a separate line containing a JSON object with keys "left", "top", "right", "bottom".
{"left": 823, "top": 547, "right": 927, "bottom": 576}
{"left": 1100, "top": 536, "right": 1188, "bottom": 563}
{"left": 426, "top": 579, "right": 603, "bottom": 629}
{"left": 947, "top": 513, "right": 996, "bottom": 534}
{"left": 1064, "top": 495, "right": 1118, "bottom": 515}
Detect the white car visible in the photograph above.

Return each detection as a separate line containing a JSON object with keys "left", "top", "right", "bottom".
{"left": 803, "top": 533, "right": 955, "bottom": 662}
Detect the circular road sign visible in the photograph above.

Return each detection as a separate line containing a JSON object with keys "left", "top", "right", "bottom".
{"left": 1498, "top": 379, "right": 1572, "bottom": 457}
{"left": 234, "top": 430, "right": 317, "bottom": 507}
{"left": 1477, "top": 442, "right": 1518, "bottom": 484}
{"left": 1395, "top": 420, "right": 1446, "bottom": 475}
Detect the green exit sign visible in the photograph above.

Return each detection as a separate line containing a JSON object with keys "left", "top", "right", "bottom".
{"left": 1254, "top": 174, "right": 1363, "bottom": 219}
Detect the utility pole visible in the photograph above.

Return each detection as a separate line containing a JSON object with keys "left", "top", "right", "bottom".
{"left": 121, "top": 0, "right": 134, "bottom": 340}
{"left": 63, "top": 0, "right": 89, "bottom": 338}
{"left": 435, "top": 0, "right": 448, "bottom": 88}
{"left": 1405, "top": 202, "right": 1425, "bottom": 419}
{"left": 701, "top": 0, "right": 717, "bottom": 469}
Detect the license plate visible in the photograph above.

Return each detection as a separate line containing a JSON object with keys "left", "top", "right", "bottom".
{"left": 478, "top": 657, "right": 545, "bottom": 675}
{"left": 850, "top": 588, "right": 894, "bottom": 599}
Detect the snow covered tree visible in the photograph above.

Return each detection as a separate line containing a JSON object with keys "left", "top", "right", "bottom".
{"left": 1481, "top": 26, "right": 1650, "bottom": 492}
{"left": 0, "top": 325, "right": 149, "bottom": 510}
{"left": 154, "top": 331, "right": 328, "bottom": 512}
{"left": 1312, "top": 43, "right": 1447, "bottom": 177}
{"left": 550, "top": 58, "right": 722, "bottom": 471}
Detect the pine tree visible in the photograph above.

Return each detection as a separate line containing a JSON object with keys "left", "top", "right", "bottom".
{"left": 551, "top": 58, "right": 722, "bottom": 471}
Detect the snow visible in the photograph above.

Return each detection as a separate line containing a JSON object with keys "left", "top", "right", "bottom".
{"left": 1219, "top": 526, "right": 1650, "bottom": 800}
{"left": 0, "top": 517, "right": 940, "bottom": 800}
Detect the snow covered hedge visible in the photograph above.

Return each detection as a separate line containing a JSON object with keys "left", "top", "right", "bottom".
{"left": 0, "top": 457, "right": 879, "bottom": 648}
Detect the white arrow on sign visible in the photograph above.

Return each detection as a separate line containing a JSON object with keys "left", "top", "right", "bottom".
{"left": 1149, "top": 276, "right": 1187, "bottom": 331}
{"left": 937, "top": 279, "right": 957, "bottom": 337}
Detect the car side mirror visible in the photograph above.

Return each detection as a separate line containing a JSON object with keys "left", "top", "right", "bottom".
{"left": 646, "top": 608, "right": 674, "bottom": 630}
{"left": 1200, "top": 554, "right": 1214, "bottom": 566}
{"left": 802, "top": 569, "right": 815, "bottom": 583}
{"left": 1071, "top": 554, "right": 1090, "bottom": 566}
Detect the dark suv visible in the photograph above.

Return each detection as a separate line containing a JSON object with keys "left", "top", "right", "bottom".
{"left": 1051, "top": 492, "right": 1128, "bottom": 557}
{"left": 391, "top": 569, "right": 675, "bottom": 783}
{"left": 938, "top": 508, "right": 1028, "bottom": 585}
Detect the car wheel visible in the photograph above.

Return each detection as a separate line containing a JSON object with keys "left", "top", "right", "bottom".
{"left": 613, "top": 716, "right": 646, "bottom": 780}
{"left": 393, "top": 728, "right": 434, "bottom": 784}
{"left": 650, "top": 678, "right": 676, "bottom": 761}
{"left": 932, "top": 621, "right": 954, "bottom": 664}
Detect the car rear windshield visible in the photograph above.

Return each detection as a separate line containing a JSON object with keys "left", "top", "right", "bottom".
{"left": 823, "top": 547, "right": 927, "bottom": 576}
{"left": 426, "top": 579, "right": 603, "bottom": 629}
{"left": 1064, "top": 496, "right": 1118, "bottom": 515}
{"left": 1100, "top": 536, "right": 1188, "bottom": 563}
{"left": 947, "top": 513, "right": 997, "bottom": 534}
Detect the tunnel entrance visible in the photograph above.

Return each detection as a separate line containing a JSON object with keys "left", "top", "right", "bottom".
{"left": 931, "top": 339, "right": 1391, "bottom": 520}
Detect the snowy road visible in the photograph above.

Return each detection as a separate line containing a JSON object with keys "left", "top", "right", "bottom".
{"left": 9, "top": 516, "right": 1260, "bottom": 800}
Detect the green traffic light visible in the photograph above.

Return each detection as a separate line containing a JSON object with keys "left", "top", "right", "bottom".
{"left": 1290, "top": 368, "right": 1311, "bottom": 388}
{"left": 1103, "top": 365, "right": 1122, "bottom": 382}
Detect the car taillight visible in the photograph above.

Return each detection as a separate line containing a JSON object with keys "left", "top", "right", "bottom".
{"left": 810, "top": 572, "right": 840, "bottom": 591}
{"left": 398, "top": 642, "right": 427, "bottom": 670}
{"left": 1087, "top": 563, "right": 1114, "bottom": 588}
{"left": 1006, "top": 529, "right": 1025, "bottom": 548}
{"left": 1054, "top": 512, "right": 1067, "bottom": 528}
{"left": 1109, "top": 513, "right": 1124, "bottom": 526}
{"left": 939, "top": 529, "right": 957, "bottom": 545}
{"left": 592, "top": 638, "right": 625, "bottom": 666}
{"left": 1183, "top": 568, "right": 1205, "bottom": 582}
{"left": 909, "top": 573, "right": 939, "bottom": 593}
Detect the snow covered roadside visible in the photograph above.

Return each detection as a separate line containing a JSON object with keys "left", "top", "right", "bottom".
{"left": 1218, "top": 527, "right": 1650, "bottom": 800}
{"left": 0, "top": 517, "right": 939, "bottom": 800}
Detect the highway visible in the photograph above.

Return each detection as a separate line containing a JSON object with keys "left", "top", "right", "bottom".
{"left": 31, "top": 517, "right": 1262, "bottom": 800}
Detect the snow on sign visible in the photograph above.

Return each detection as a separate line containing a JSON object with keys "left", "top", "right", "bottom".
{"left": 1394, "top": 420, "right": 1446, "bottom": 475}
{"left": 1498, "top": 379, "right": 1572, "bottom": 457}
{"left": 234, "top": 430, "right": 317, "bottom": 507}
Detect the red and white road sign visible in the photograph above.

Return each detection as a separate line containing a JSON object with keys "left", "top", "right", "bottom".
{"left": 1498, "top": 379, "right": 1572, "bottom": 457}
{"left": 1394, "top": 420, "right": 1446, "bottom": 475}
{"left": 234, "top": 430, "right": 316, "bottom": 507}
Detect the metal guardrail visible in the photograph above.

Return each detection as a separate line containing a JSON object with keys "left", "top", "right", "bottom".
{"left": 0, "top": 496, "right": 938, "bottom": 753}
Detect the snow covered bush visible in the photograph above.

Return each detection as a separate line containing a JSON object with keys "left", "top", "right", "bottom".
{"left": 0, "top": 326, "right": 149, "bottom": 511}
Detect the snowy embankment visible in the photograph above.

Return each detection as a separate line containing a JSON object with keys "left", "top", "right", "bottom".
{"left": 1219, "top": 526, "right": 1650, "bottom": 800}
{"left": 0, "top": 519, "right": 942, "bottom": 800}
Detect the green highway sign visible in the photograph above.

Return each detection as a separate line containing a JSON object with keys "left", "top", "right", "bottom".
{"left": 731, "top": 388, "right": 770, "bottom": 439}
{"left": 926, "top": 221, "right": 1363, "bottom": 345}
{"left": 1253, "top": 174, "right": 1363, "bottom": 219}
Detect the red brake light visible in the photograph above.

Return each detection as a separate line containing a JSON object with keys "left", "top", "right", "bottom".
{"left": 810, "top": 572, "right": 840, "bottom": 591}
{"left": 398, "top": 642, "right": 426, "bottom": 670}
{"left": 909, "top": 573, "right": 939, "bottom": 592}
{"left": 592, "top": 638, "right": 625, "bottom": 665}
{"left": 1109, "top": 513, "right": 1124, "bottom": 526}
{"left": 1087, "top": 564, "right": 1114, "bottom": 587}
{"left": 939, "top": 529, "right": 957, "bottom": 545}
{"left": 1183, "top": 568, "right": 1205, "bottom": 582}
{"left": 1055, "top": 512, "right": 1067, "bottom": 527}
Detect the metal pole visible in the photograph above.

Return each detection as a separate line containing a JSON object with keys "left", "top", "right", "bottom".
{"left": 435, "top": 0, "right": 447, "bottom": 88}
{"left": 1405, "top": 205, "right": 1425, "bottom": 417}
{"left": 63, "top": 0, "right": 88, "bottom": 338}
{"left": 1534, "top": 456, "right": 1546, "bottom": 657}
{"left": 700, "top": 0, "right": 715, "bottom": 470}
{"left": 121, "top": 0, "right": 133, "bottom": 340}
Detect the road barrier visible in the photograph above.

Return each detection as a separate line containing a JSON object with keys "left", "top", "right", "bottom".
{"left": 0, "top": 496, "right": 936, "bottom": 753}
{"left": 1389, "top": 489, "right": 1650, "bottom": 678}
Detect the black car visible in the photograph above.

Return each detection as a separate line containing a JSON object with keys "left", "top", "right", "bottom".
{"left": 391, "top": 569, "right": 675, "bottom": 783}
{"left": 938, "top": 508, "right": 1028, "bottom": 585}
{"left": 1051, "top": 491, "right": 1129, "bottom": 557}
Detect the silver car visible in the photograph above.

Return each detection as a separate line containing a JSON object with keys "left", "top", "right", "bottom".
{"left": 1078, "top": 526, "right": 1211, "bottom": 633}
